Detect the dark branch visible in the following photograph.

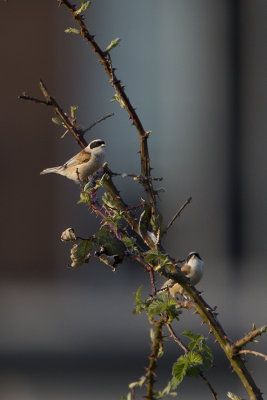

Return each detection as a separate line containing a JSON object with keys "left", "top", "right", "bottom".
{"left": 82, "top": 112, "right": 114, "bottom": 135}
{"left": 162, "top": 196, "right": 192, "bottom": 236}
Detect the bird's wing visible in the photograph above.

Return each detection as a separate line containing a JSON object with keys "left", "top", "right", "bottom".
{"left": 64, "top": 149, "right": 91, "bottom": 167}
{"left": 181, "top": 264, "right": 191, "bottom": 276}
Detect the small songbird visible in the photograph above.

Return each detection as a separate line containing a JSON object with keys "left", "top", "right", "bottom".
{"left": 161, "top": 252, "right": 204, "bottom": 297}
{"left": 40, "top": 139, "right": 105, "bottom": 182}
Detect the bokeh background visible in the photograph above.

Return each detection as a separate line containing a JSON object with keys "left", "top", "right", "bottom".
{"left": 0, "top": 1, "right": 266, "bottom": 399}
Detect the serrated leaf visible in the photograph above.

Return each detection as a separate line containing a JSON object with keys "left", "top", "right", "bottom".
{"left": 105, "top": 37, "right": 121, "bottom": 52}
{"left": 74, "top": 0, "right": 91, "bottom": 15}
{"left": 65, "top": 27, "right": 80, "bottom": 34}
{"left": 172, "top": 358, "right": 188, "bottom": 387}
{"left": 147, "top": 294, "right": 180, "bottom": 322}
{"left": 182, "top": 330, "right": 213, "bottom": 370}
{"left": 172, "top": 352, "right": 202, "bottom": 388}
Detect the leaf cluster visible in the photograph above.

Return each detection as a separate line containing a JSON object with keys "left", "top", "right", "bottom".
{"left": 133, "top": 286, "right": 181, "bottom": 323}
{"left": 170, "top": 330, "right": 213, "bottom": 389}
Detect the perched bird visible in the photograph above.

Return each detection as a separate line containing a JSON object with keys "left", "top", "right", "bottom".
{"left": 40, "top": 139, "right": 105, "bottom": 182}
{"left": 161, "top": 252, "right": 204, "bottom": 297}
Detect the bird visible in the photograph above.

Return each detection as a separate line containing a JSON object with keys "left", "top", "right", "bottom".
{"left": 40, "top": 139, "right": 106, "bottom": 182}
{"left": 161, "top": 252, "right": 204, "bottom": 297}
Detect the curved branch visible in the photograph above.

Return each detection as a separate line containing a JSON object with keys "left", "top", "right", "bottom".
{"left": 59, "top": 0, "right": 156, "bottom": 212}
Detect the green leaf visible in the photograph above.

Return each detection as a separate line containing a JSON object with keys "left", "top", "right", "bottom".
{"left": 182, "top": 330, "right": 201, "bottom": 341}
{"left": 51, "top": 117, "right": 66, "bottom": 127}
{"left": 70, "top": 240, "right": 93, "bottom": 268}
{"left": 74, "top": 0, "right": 91, "bottom": 15}
{"left": 102, "top": 192, "right": 115, "bottom": 209}
{"left": 147, "top": 294, "right": 180, "bottom": 322}
{"left": 138, "top": 204, "right": 152, "bottom": 239}
{"left": 65, "top": 27, "right": 80, "bottom": 35}
{"left": 133, "top": 286, "right": 148, "bottom": 314}
{"left": 94, "top": 226, "right": 126, "bottom": 263}
{"left": 121, "top": 236, "right": 138, "bottom": 253}
{"left": 105, "top": 37, "right": 121, "bottom": 52}
{"left": 182, "top": 330, "right": 213, "bottom": 371}
{"left": 77, "top": 190, "right": 91, "bottom": 205}
{"left": 70, "top": 105, "right": 78, "bottom": 119}
{"left": 171, "top": 352, "right": 202, "bottom": 388}
{"left": 144, "top": 250, "right": 174, "bottom": 271}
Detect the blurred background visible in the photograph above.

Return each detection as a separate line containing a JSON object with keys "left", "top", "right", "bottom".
{"left": 0, "top": 0, "right": 266, "bottom": 399}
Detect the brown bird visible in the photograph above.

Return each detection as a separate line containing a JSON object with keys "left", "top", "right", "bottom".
{"left": 40, "top": 139, "right": 105, "bottom": 182}
{"left": 161, "top": 252, "right": 204, "bottom": 296}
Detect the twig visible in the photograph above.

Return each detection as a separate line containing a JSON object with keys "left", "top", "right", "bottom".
{"left": 199, "top": 371, "right": 218, "bottom": 400}
{"left": 82, "top": 112, "right": 114, "bottom": 135}
{"left": 239, "top": 350, "right": 267, "bottom": 361}
{"left": 19, "top": 93, "right": 51, "bottom": 105}
{"left": 234, "top": 325, "right": 267, "bottom": 351}
{"left": 166, "top": 323, "right": 217, "bottom": 399}
{"left": 162, "top": 197, "right": 192, "bottom": 236}
{"left": 166, "top": 323, "right": 188, "bottom": 352}
{"left": 39, "top": 80, "right": 87, "bottom": 148}
{"left": 111, "top": 172, "right": 163, "bottom": 182}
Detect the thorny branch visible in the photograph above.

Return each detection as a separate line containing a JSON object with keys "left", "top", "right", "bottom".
{"left": 59, "top": 0, "right": 157, "bottom": 214}
{"left": 238, "top": 350, "right": 267, "bottom": 362}
{"left": 234, "top": 325, "right": 267, "bottom": 351}
{"left": 145, "top": 318, "right": 164, "bottom": 400}
{"left": 20, "top": 2, "right": 267, "bottom": 398}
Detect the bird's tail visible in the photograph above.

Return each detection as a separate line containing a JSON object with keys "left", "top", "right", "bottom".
{"left": 40, "top": 166, "right": 63, "bottom": 175}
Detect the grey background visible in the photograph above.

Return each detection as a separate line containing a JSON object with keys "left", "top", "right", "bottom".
{"left": 0, "top": 1, "right": 266, "bottom": 399}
